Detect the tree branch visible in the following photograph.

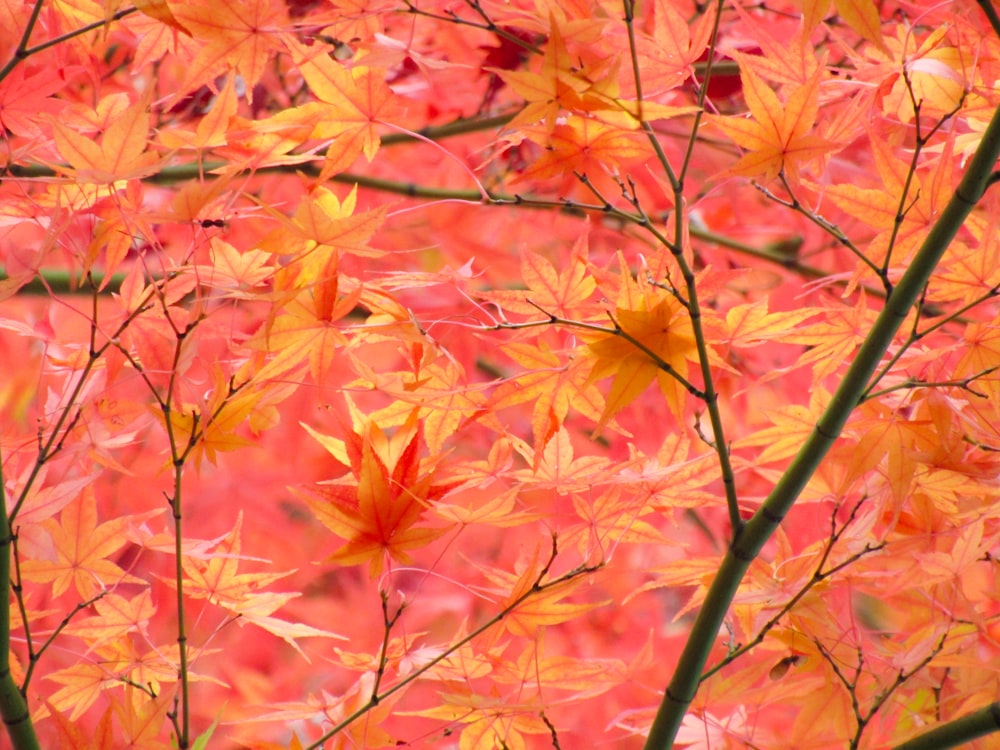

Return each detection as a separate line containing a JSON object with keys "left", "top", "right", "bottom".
{"left": 642, "top": 93, "right": 1000, "bottom": 750}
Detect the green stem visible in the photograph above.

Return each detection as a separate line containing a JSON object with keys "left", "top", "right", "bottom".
{"left": 0, "top": 454, "right": 40, "bottom": 750}
{"left": 0, "top": 269, "right": 125, "bottom": 295}
{"left": 892, "top": 703, "right": 1000, "bottom": 750}
{"left": 642, "top": 97, "right": 1000, "bottom": 750}
{"left": 169, "top": 459, "right": 191, "bottom": 749}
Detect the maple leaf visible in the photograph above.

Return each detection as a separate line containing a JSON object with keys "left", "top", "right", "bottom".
{"left": 133, "top": 0, "right": 192, "bottom": 35}
{"left": 152, "top": 363, "right": 293, "bottom": 469}
{"left": 172, "top": 0, "right": 290, "bottom": 96}
{"left": 349, "top": 356, "right": 492, "bottom": 454}
{"left": 249, "top": 253, "right": 362, "bottom": 385}
{"left": 958, "top": 310, "right": 1000, "bottom": 395}
{"left": 19, "top": 488, "right": 161, "bottom": 598}
{"left": 44, "top": 666, "right": 111, "bottom": 723}
{"left": 252, "top": 673, "right": 398, "bottom": 748}
{"left": 50, "top": 92, "right": 165, "bottom": 183}
{"left": 497, "top": 639, "right": 630, "bottom": 698}
{"left": 43, "top": 637, "right": 187, "bottom": 722}
{"left": 801, "top": 0, "right": 886, "bottom": 51}
{"left": 491, "top": 19, "right": 598, "bottom": 129}
{"left": 724, "top": 298, "right": 821, "bottom": 349}
{"left": 65, "top": 591, "right": 157, "bottom": 652}
{"left": 157, "top": 72, "right": 238, "bottom": 151}
{"left": 583, "top": 256, "right": 698, "bottom": 425}
{"left": 297, "top": 405, "right": 451, "bottom": 578}
{"left": 12, "top": 468, "right": 97, "bottom": 526}
{"left": 855, "top": 25, "right": 966, "bottom": 122}
{"left": 813, "top": 135, "right": 956, "bottom": 278}
{"left": 432, "top": 485, "right": 537, "bottom": 528}
{"left": 511, "top": 426, "right": 616, "bottom": 489}
{"left": 256, "top": 184, "right": 387, "bottom": 283}
{"left": 707, "top": 65, "right": 839, "bottom": 183}
{"left": 214, "top": 103, "right": 327, "bottom": 170}
{"left": 628, "top": 0, "right": 715, "bottom": 98}
{"left": 290, "top": 38, "right": 399, "bottom": 176}
{"left": 179, "top": 513, "right": 345, "bottom": 653}
{"left": 780, "top": 295, "right": 880, "bottom": 380}
{"left": 516, "top": 115, "right": 653, "bottom": 182}
{"left": 44, "top": 700, "right": 114, "bottom": 750}
{"left": 192, "top": 238, "right": 275, "bottom": 297}
{"left": 490, "top": 340, "right": 606, "bottom": 450}
{"left": 724, "top": 8, "right": 821, "bottom": 87}
{"left": 932, "top": 210, "right": 1000, "bottom": 306}
{"left": 734, "top": 387, "right": 831, "bottom": 465}
{"left": 412, "top": 690, "right": 551, "bottom": 750}
{"left": 611, "top": 434, "right": 724, "bottom": 511}
{"left": 480, "top": 240, "right": 600, "bottom": 319}
{"left": 479, "top": 545, "right": 608, "bottom": 637}
{"left": 0, "top": 66, "right": 65, "bottom": 136}
{"left": 568, "top": 487, "right": 668, "bottom": 560}
{"left": 110, "top": 688, "right": 173, "bottom": 750}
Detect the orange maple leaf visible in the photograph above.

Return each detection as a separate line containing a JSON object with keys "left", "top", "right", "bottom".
{"left": 516, "top": 116, "right": 653, "bottom": 182}
{"left": 480, "top": 545, "right": 608, "bottom": 637}
{"left": 65, "top": 591, "right": 157, "bottom": 652}
{"left": 726, "top": 7, "right": 822, "bottom": 87}
{"left": 568, "top": 487, "right": 668, "bottom": 560}
{"left": 256, "top": 185, "right": 387, "bottom": 284}
{"left": 180, "top": 514, "right": 345, "bottom": 652}
{"left": 491, "top": 19, "right": 601, "bottom": 129}
{"left": 50, "top": 93, "right": 164, "bottom": 183}
{"left": 583, "top": 256, "right": 698, "bottom": 425}
{"left": 734, "top": 387, "right": 831, "bottom": 465}
{"left": 708, "top": 66, "right": 839, "bottom": 183}
{"left": 19, "top": 488, "right": 161, "bottom": 598}
{"left": 45, "top": 664, "right": 110, "bottom": 722}
{"left": 781, "top": 295, "right": 880, "bottom": 379}
{"left": 813, "top": 135, "right": 956, "bottom": 278}
{"left": 44, "top": 700, "right": 114, "bottom": 750}
{"left": 291, "top": 38, "right": 399, "bottom": 176}
{"left": 490, "top": 341, "right": 606, "bottom": 450}
{"left": 348, "top": 356, "right": 491, "bottom": 454}
{"left": 481, "top": 241, "right": 599, "bottom": 319}
{"left": 802, "top": 0, "right": 887, "bottom": 53}
{"left": 157, "top": 71, "right": 238, "bottom": 151}
{"left": 511, "top": 427, "right": 616, "bottom": 489}
{"left": 133, "top": 0, "right": 191, "bottom": 35}
{"left": 109, "top": 687, "right": 173, "bottom": 749}
{"left": 410, "top": 689, "right": 551, "bottom": 750}
{"left": 172, "top": 0, "right": 289, "bottom": 96}
{"left": 250, "top": 254, "right": 362, "bottom": 385}
{"left": 297, "top": 405, "right": 453, "bottom": 578}
{"left": 629, "top": 0, "right": 715, "bottom": 97}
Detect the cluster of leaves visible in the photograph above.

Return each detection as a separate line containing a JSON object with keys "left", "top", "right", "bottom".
{"left": 0, "top": 0, "right": 999, "bottom": 748}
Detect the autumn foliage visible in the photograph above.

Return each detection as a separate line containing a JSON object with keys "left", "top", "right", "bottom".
{"left": 2, "top": 0, "right": 1000, "bottom": 747}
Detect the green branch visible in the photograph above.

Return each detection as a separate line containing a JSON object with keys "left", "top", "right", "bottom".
{"left": 0, "top": 269, "right": 125, "bottom": 295}
{"left": 0, "top": 453, "right": 40, "bottom": 750}
{"left": 892, "top": 703, "right": 1000, "bottom": 750}
{"left": 642, "top": 96, "right": 1000, "bottom": 749}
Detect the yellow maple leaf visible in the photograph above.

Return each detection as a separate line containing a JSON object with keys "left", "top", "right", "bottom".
{"left": 707, "top": 65, "right": 838, "bottom": 183}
